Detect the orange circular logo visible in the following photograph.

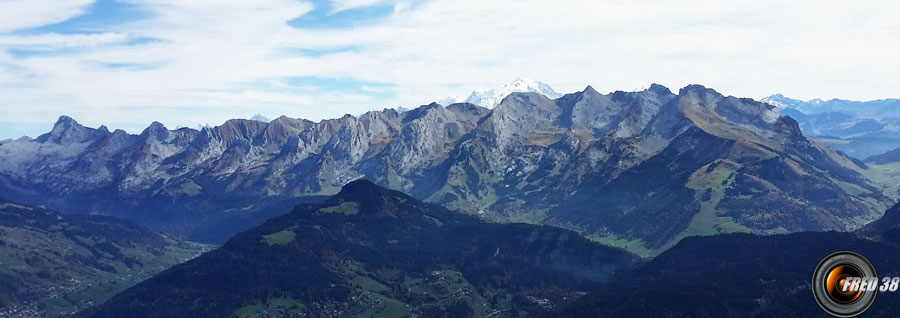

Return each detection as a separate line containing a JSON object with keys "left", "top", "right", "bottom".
{"left": 812, "top": 251, "right": 877, "bottom": 317}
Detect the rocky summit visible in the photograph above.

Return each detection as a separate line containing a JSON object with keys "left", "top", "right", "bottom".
{"left": 0, "top": 84, "right": 889, "bottom": 251}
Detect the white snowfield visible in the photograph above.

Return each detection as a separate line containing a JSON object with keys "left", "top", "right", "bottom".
{"left": 438, "top": 78, "right": 562, "bottom": 109}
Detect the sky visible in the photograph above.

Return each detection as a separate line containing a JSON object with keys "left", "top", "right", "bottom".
{"left": 0, "top": 0, "right": 898, "bottom": 139}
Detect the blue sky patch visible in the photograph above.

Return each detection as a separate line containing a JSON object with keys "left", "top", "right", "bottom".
{"left": 25, "top": 0, "right": 150, "bottom": 35}
{"left": 288, "top": 1, "right": 395, "bottom": 29}
{"left": 285, "top": 76, "right": 396, "bottom": 99}
{"left": 282, "top": 46, "right": 361, "bottom": 57}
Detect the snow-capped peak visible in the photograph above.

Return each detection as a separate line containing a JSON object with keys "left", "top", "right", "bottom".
{"left": 759, "top": 94, "right": 788, "bottom": 108}
{"left": 438, "top": 95, "right": 465, "bottom": 106}
{"left": 249, "top": 114, "right": 271, "bottom": 122}
{"left": 759, "top": 94, "right": 819, "bottom": 112}
{"left": 438, "top": 78, "right": 562, "bottom": 108}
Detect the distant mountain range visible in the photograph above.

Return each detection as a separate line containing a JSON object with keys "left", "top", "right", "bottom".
{"left": 760, "top": 94, "right": 900, "bottom": 118}
{"left": 0, "top": 84, "right": 890, "bottom": 253}
{"left": 865, "top": 148, "right": 900, "bottom": 165}
{"left": 79, "top": 180, "right": 639, "bottom": 317}
{"left": 0, "top": 200, "right": 206, "bottom": 317}
{"left": 760, "top": 94, "right": 900, "bottom": 159}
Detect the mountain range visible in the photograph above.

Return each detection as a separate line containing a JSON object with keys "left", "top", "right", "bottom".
{"left": 4, "top": 81, "right": 900, "bottom": 317}
{"left": 760, "top": 94, "right": 900, "bottom": 159}
{"left": 760, "top": 94, "right": 900, "bottom": 118}
{"left": 0, "top": 84, "right": 891, "bottom": 253}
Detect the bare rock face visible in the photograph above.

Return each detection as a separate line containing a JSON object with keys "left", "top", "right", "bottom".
{"left": 0, "top": 85, "right": 889, "bottom": 248}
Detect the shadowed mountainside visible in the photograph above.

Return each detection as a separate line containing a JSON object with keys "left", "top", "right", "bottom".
{"left": 77, "top": 180, "right": 639, "bottom": 318}
{"left": 562, "top": 201, "right": 900, "bottom": 317}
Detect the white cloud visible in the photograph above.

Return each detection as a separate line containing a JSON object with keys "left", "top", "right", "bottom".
{"left": 275, "top": 0, "right": 900, "bottom": 105}
{"left": 0, "top": 0, "right": 899, "bottom": 139}
{"left": 0, "top": 32, "right": 127, "bottom": 49}
{"left": 0, "top": 0, "right": 95, "bottom": 32}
